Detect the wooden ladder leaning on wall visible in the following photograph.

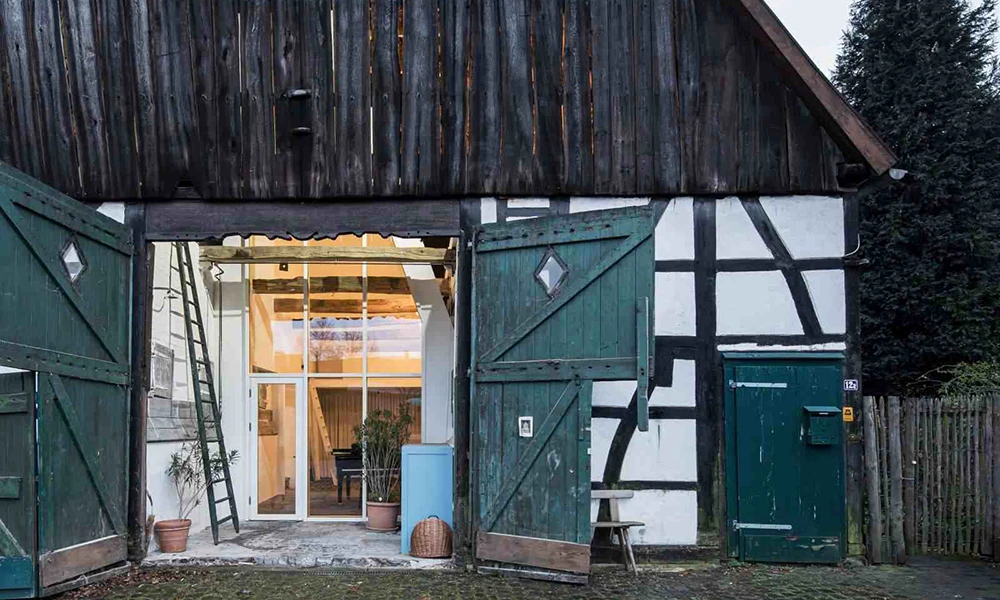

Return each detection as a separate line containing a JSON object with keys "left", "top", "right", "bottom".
{"left": 174, "top": 243, "right": 241, "bottom": 544}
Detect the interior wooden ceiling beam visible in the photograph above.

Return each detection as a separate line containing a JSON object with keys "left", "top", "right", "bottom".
{"left": 273, "top": 298, "right": 417, "bottom": 315}
{"left": 201, "top": 245, "right": 454, "bottom": 265}
{"left": 251, "top": 276, "right": 411, "bottom": 295}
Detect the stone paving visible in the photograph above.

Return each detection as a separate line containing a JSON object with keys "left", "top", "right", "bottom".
{"left": 62, "top": 556, "right": 999, "bottom": 600}
{"left": 143, "top": 521, "right": 451, "bottom": 569}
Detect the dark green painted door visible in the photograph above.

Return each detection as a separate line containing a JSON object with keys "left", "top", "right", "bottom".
{"left": 724, "top": 356, "right": 845, "bottom": 564}
{"left": 472, "top": 207, "right": 655, "bottom": 574}
{"left": 0, "top": 372, "right": 36, "bottom": 599}
{"left": 0, "top": 161, "right": 132, "bottom": 595}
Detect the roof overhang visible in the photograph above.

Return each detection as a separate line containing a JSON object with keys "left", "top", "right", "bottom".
{"left": 731, "top": 0, "right": 898, "bottom": 177}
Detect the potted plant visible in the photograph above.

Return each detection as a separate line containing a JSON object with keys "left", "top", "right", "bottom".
{"left": 155, "top": 442, "right": 239, "bottom": 553}
{"left": 354, "top": 403, "right": 412, "bottom": 531}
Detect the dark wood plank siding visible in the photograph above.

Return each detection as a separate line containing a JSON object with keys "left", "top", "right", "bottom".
{"left": 0, "top": 0, "right": 853, "bottom": 199}
{"left": 373, "top": 0, "right": 401, "bottom": 196}
{"left": 401, "top": 0, "right": 440, "bottom": 195}
{"left": 240, "top": 0, "right": 274, "bottom": 198}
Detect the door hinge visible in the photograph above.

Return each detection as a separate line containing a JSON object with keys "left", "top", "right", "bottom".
{"left": 730, "top": 380, "right": 788, "bottom": 390}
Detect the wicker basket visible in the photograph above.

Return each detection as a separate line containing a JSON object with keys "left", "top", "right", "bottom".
{"left": 410, "top": 516, "right": 453, "bottom": 558}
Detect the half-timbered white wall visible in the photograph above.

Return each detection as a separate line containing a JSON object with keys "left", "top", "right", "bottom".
{"left": 480, "top": 195, "right": 849, "bottom": 547}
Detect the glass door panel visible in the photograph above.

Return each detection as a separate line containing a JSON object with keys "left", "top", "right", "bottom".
{"left": 255, "top": 382, "right": 298, "bottom": 516}
{"left": 368, "top": 378, "right": 423, "bottom": 445}
{"left": 308, "top": 378, "right": 364, "bottom": 517}
{"left": 307, "top": 238, "right": 365, "bottom": 374}
{"left": 249, "top": 238, "right": 305, "bottom": 374}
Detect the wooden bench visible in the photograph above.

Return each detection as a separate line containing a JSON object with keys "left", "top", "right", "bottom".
{"left": 591, "top": 490, "right": 644, "bottom": 574}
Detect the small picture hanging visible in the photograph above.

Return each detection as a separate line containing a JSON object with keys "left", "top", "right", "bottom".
{"left": 518, "top": 416, "right": 533, "bottom": 438}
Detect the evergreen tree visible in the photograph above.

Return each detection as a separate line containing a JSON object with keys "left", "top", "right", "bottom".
{"left": 834, "top": 0, "right": 1000, "bottom": 394}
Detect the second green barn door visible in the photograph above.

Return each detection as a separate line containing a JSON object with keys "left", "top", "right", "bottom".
{"left": 725, "top": 355, "right": 846, "bottom": 564}
{"left": 472, "top": 207, "right": 655, "bottom": 580}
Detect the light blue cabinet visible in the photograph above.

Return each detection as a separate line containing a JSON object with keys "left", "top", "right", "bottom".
{"left": 401, "top": 444, "right": 454, "bottom": 555}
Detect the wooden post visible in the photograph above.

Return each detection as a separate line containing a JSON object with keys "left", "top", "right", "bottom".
{"left": 126, "top": 203, "right": 154, "bottom": 561}
{"left": 985, "top": 397, "right": 994, "bottom": 558}
{"left": 992, "top": 395, "right": 1000, "bottom": 560}
{"left": 888, "top": 396, "right": 905, "bottom": 563}
{"left": 902, "top": 397, "right": 916, "bottom": 557}
{"left": 863, "top": 396, "right": 883, "bottom": 564}
{"left": 452, "top": 201, "right": 476, "bottom": 566}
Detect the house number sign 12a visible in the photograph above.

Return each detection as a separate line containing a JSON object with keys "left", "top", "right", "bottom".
{"left": 843, "top": 379, "right": 859, "bottom": 392}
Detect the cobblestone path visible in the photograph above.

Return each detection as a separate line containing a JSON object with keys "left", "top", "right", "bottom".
{"left": 62, "top": 556, "right": 998, "bottom": 600}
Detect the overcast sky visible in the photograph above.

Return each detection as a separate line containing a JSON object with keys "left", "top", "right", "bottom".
{"left": 768, "top": 0, "right": 1000, "bottom": 77}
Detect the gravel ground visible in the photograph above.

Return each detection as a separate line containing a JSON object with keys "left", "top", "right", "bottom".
{"left": 60, "top": 556, "right": 999, "bottom": 600}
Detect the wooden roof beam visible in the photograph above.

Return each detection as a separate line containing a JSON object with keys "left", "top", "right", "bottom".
{"left": 731, "top": 0, "right": 898, "bottom": 176}
{"left": 201, "top": 245, "right": 454, "bottom": 265}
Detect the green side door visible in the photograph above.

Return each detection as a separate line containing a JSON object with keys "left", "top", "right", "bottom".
{"left": 471, "top": 207, "right": 655, "bottom": 578}
{"left": 0, "top": 161, "right": 132, "bottom": 596}
{"left": 0, "top": 371, "right": 36, "bottom": 599}
{"left": 725, "top": 355, "right": 846, "bottom": 564}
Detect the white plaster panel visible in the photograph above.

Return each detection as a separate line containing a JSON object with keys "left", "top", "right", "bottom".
{"left": 592, "top": 380, "right": 638, "bottom": 408}
{"left": 0, "top": 367, "right": 28, "bottom": 375}
{"left": 621, "top": 420, "right": 697, "bottom": 482}
{"left": 803, "top": 270, "right": 846, "bottom": 335}
{"left": 590, "top": 418, "right": 618, "bottom": 482}
{"left": 97, "top": 202, "right": 125, "bottom": 224}
{"left": 506, "top": 198, "right": 549, "bottom": 209}
{"left": 480, "top": 198, "right": 498, "bottom": 224}
{"left": 650, "top": 360, "right": 696, "bottom": 407}
{"left": 655, "top": 272, "right": 696, "bottom": 336}
{"left": 591, "top": 490, "right": 698, "bottom": 545}
{"left": 655, "top": 197, "right": 695, "bottom": 260}
{"left": 716, "top": 271, "right": 803, "bottom": 335}
{"left": 147, "top": 441, "right": 211, "bottom": 537}
{"left": 569, "top": 197, "right": 649, "bottom": 214}
{"left": 760, "top": 196, "right": 844, "bottom": 259}
{"left": 716, "top": 197, "right": 771, "bottom": 259}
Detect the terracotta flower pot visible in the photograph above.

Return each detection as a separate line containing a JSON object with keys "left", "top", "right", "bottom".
{"left": 154, "top": 519, "right": 192, "bottom": 553}
{"left": 367, "top": 502, "right": 401, "bottom": 532}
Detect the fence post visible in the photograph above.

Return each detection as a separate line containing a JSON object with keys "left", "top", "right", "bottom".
{"left": 992, "top": 395, "right": 1000, "bottom": 561}
{"left": 903, "top": 397, "right": 916, "bottom": 557}
{"left": 889, "top": 396, "right": 906, "bottom": 563}
{"left": 864, "top": 396, "right": 883, "bottom": 564}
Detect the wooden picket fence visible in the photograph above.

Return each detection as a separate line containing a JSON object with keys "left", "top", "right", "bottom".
{"left": 863, "top": 396, "right": 1000, "bottom": 564}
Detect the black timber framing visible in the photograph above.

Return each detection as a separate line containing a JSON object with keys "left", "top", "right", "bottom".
{"left": 844, "top": 192, "right": 864, "bottom": 555}
{"left": 144, "top": 199, "right": 462, "bottom": 241}
{"left": 452, "top": 200, "right": 478, "bottom": 566}
{"left": 126, "top": 203, "right": 154, "bottom": 561}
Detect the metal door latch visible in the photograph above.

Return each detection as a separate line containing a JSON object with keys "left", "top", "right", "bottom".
{"left": 730, "top": 380, "right": 788, "bottom": 390}
{"left": 732, "top": 520, "right": 793, "bottom": 531}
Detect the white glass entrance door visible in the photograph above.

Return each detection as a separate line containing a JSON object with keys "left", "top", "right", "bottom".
{"left": 251, "top": 379, "right": 304, "bottom": 519}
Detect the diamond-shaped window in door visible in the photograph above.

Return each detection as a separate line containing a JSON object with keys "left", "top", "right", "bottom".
{"left": 534, "top": 247, "right": 569, "bottom": 297}
{"left": 60, "top": 239, "right": 87, "bottom": 284}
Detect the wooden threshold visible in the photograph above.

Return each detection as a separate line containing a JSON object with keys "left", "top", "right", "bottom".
{"left": 200, "top": 245, "right": 453, "bottom": 265}
{"left": 39, "top": 534, "right": 127, "bottom": 588}
{"left": 476, "top": 532, "right": 591, "bottom": 575}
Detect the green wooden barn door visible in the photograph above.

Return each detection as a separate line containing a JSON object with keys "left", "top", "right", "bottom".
{"left": 0, "top": 162, "right": 132, "bottom": 594}
{"left": 0, "top": 371, "right": 36, "bottom": 599}
{"left": 725, "top": 357, "right": 845, "bottom": 564}
{"left": 472, "top": 207, "right": 655, "bottom": 578}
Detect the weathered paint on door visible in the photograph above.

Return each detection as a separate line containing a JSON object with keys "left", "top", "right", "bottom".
{"left": 724, "top": 354, "right": 846, "bottom": 564}
{"left": 472, "top": 207, "right": 655, "bottom": 575}
{"left": 0, "top": 371, "right": 36, "bottom": 599}
{"left": 0, "top": 161, "right": 132, "bottom": 596}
